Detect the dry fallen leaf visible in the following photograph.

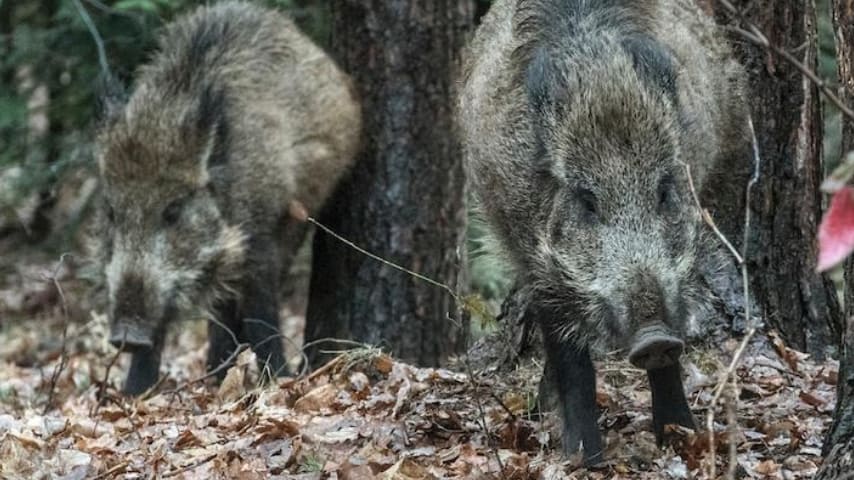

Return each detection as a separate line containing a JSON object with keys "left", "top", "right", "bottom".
{"left": 294, "top": 383, "right": 339, "bottom": 413}
{"left": 218, "top": 365, "right": 246, "bottom": 403}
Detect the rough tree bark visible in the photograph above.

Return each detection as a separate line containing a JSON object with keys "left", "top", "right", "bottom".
{"left": 711, "top": 0, "right": 842, "bottom": 357}
{"left": 303, "top": 1, "right": 475, "bottom": 367}
{"left": 818, "top": 1, "right": 854, "bottom": 476}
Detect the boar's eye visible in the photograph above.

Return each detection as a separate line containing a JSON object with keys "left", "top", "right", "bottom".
{"left": 657, "top": 173, "right": 677, "bottom": 213}
{"left": 105, "top": 204, "right": 115, "bottom": 223}
{"left": 162, "top": 197, "right": 187, "bottom": 226}
{"left": 575, "top": 187, "right": 599, "bottom": 224}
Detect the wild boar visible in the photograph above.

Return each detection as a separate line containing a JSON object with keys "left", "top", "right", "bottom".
{"left": 93, "top": 1, "right": 361, "bottom": 395}
{"left": 459, "top": 0, "right": 750, "bottom": 463}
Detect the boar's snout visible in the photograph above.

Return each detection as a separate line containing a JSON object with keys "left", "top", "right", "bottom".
{"left": 628, "top": 324, "right": 684, "bottom": 370}
{"left": 623, "top": 269, "right": 684, "bottom": 369}
{"left": 110, "top": 273, "right": 156, "bottom": 351}
{"left": 110, "top": 320, "right": 155, "bottom": 351}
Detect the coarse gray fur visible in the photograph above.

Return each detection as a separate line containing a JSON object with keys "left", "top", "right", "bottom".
{"left": 459, "top": 0, "right": 750, "bottom": 352}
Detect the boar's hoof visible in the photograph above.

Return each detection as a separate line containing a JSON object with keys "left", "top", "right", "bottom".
{"left": 628, "top": 325, "right": 684, "bottom": 370}
{"left": 110, "top": 322, "right": 155, "bottom": 351}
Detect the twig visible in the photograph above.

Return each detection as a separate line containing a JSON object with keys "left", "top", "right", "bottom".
{"left": 83, "top": 0, "right": 143, "bottom": 20}
{"left": 453, "top": 235, "right": 506, "bottom": 477}
{"left": 104, "top": 393, "right": 144, "bottom": 444}
{"left": 299, "top": 353, "right": 345, "bottom": 382}
{"left": 93, "top": 461, "right": 130, "bottom": 480}
{"left": 726, "top": 380, "right": 738, "bottom": 479}
{"left": 307, "top": 216, "right": 459, "bottom": 300}
{"left": 142, "top": 313, "right": 244, "bottom": 399}
{"left": 243, "top": 318, "right": 311, "bottom": 377}
{"left": 91, "top": 333, "right": 125, "bottom": 418}
{"left": 43, "top": 254, "right": 72, "bottom": 414}
{"left": 490, "top": 391, "right": 518, "bottom": 422}
{"left": 683, "top": 163, "right": 744, "bottom": 264}
{"left": 705, "top": 114, "right": 762, "bottom": 480}
{"left": 161, "top": 453, "right": 217, "bottom": 478}
{"left": 71, "top": 0, "right": 110, "bottom": 76}
{"left": 155, "top": 344, "right": 249, "bottom": 398}
{"left": 715, "top": 0, "right": 854, "bottom": 122}
{"left": 461, "top": 351, "right": 505, "bottom": 475}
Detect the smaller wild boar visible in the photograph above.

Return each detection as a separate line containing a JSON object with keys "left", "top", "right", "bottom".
{"left": 93, "top": 1, "right": 361, "bottom": 395}
{"left": 459, "top": 0, "right": 750, "bottom": 464}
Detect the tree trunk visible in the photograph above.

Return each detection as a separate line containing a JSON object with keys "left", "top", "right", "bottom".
{"left": 303, "top": 1, "right": 475, "bottom": 367}
{"left": 819, "top": 1, "right": 854, "bottom": 476}
{"left": 712, "top": 0, "right": 842, "bottom": 357}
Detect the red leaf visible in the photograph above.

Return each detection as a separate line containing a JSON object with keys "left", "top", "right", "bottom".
{"left": 817, "top": 186, "right": 854, "bottom": 272}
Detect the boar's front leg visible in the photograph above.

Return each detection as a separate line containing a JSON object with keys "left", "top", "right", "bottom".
{"left": 124, "top": 343, "right": 163, "bottom": 395}
{"left": 647, "top": 363, "right": 696, "bottom": 443}
{"left": 239, "top": 234, "right": 288, "bottom": 380}
{"left": 541, "top": 319, "right": 603, "bottom": 464}
{"left": 207, "top": 298, "right": 242, "bottom": 380}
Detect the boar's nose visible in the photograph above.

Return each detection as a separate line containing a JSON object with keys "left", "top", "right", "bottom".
{"left": 628, "top": 324, "right": 684, "bottom": 370}
{"left": 110, "top": 321, "right": 155, "bottom": 351}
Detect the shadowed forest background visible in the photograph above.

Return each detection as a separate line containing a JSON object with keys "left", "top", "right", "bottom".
{"left": 2, "top": 0, "right": 854, "bottom": 478}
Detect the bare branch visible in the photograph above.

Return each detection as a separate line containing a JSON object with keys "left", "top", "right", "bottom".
{"left": 71, "top": 0, "right": 110, "bottom": 76}
{"left": 683, "top": 163, "right": 744, "bottom": 264}
{"left": 705, "top": 114, "right": 762, "bottom": 479}
{"left": 161, "top": 453, "right": 217, "bottom": 478}
{"left": 716, "top": 0, "right": 854, "bottom": 122}
{"left": 42, "top": 254, "right": 72, "bottom": 414}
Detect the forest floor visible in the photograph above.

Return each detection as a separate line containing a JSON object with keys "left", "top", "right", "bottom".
{"left": 0, "top": 251, "right": 839, "bottom": 479}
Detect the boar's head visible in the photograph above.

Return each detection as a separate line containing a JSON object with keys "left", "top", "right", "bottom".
{"left": 94, "top": 83, "right": 245, "bottom": 353}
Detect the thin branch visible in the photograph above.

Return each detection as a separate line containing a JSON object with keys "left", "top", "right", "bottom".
{"left": 242, "top": 318, "right": 311, "bottom": 377}
{"left": 82, "top": 0, "right": 143, "bottom": 21}
{"left": 43, "top": 254, "right": 72, "bottom": 414}
{"left": 90, "top": 333, "right": 124, "bottom": 418}
{"left": 71, "top": 0, "right": 110, "bottom": 76}
{"left": 161, "top": 453, "right": 217, "bottom": 478}
{"left": 683, "top": 163, "right": 744, "bottom": 264}
{"left": 103, "top": 393, "right": 143, "bottom": 444}
{"left": 716, "top": 0, "right": 854, "bottom": 122}
{"left": 155, "top": 344, "right": 249, "bottom": 399}
{"left": 307, "top": 216, "right": 459, "bottom": 300}
{"left": 93, "top": 461, "right": 130, "bottom": 480}
{"left": 705, "top": 114, "right": 762, "bottom": 479}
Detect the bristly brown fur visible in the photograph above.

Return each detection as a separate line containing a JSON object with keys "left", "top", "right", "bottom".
{"left": 92, "top": 1, "right": 361, "bottom": 393}
{"left": 459, "top": 0, "right": 750, "bottom": 460}
{"left": 459, "top": 0, "right": 750, "bottom": 347}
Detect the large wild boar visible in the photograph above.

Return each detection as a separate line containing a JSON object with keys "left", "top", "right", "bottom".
{"left": 93, "top": 1, "right": 361, "bottom": 395}
{"left": 459, "top": 0, "right": 750, "bottom": 463}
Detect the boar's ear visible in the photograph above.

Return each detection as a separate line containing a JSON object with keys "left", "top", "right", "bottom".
{"left": 621, "top": 35, "right": 678, "bottom": 105}
{"left": 94, "top": 72, "right": 127, "bottom": 128}
{"left": 522, "top": 46, "right": 569, "bottom": 177}
{"left": 194, "top": 84, "right": 230, "bottom": 173}
{"left": 523, "top": 46, "right": 568, "bottom": 117}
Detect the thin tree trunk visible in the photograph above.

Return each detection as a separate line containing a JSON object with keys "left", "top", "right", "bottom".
{"left": 303, "top": 1, "right": 475, "bottom": 367}
{"left": 819, "top": 1, "right": 854, "bottom": 476}
{"left": 713, "top": 0, "right": 842, "bottom": 357}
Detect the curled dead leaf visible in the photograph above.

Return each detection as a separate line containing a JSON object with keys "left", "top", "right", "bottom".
{"left": 294, "top": 383, "right": 338, "bottom": 413}
{"left": 754, "top": 459, "right": 779, "bottom": 475}
{"left": 218, "top": 365, "right": 246, "bottom": 403}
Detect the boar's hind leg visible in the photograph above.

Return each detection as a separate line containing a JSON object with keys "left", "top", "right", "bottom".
{"left": 543, "top": 332, "right": 604, "bottom": 464}
{"left": 647, "top": 363, "right": 696, "bottom": 443}
{"left": 239, "top": 235, "right": 288, "bottom": 380}
{"left": 207, "top": 298, "right": 242, "bottom": 380}
{"left": 124, "top": 345, "right": 162, "bottom": 395}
